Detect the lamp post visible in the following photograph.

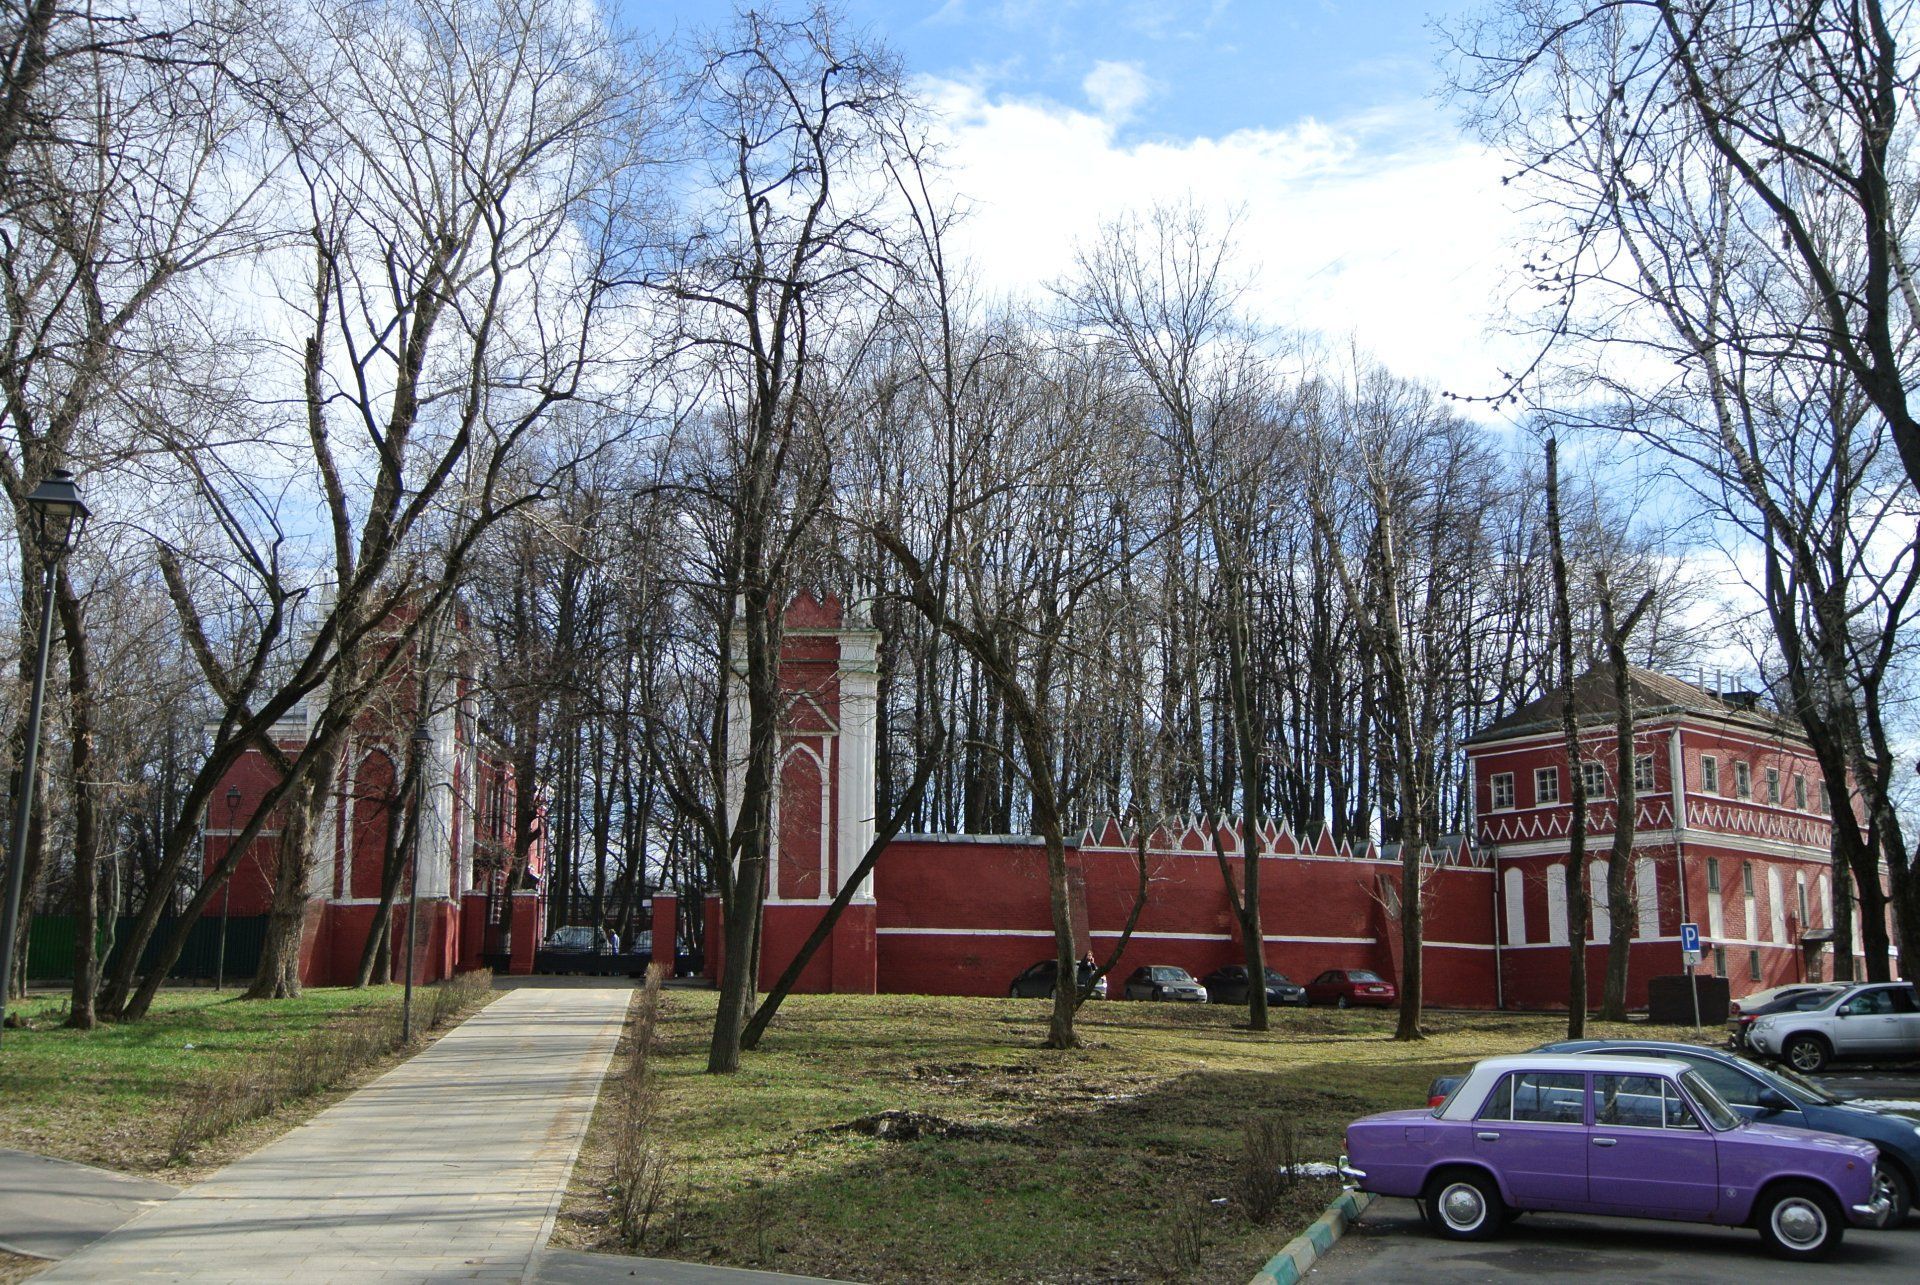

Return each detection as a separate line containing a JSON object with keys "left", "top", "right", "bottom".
{"left": 215, "top": 785, "right": 241, "bottom": 991}
{"left": 0, "top": 469, "right": 89, "bottom": 1045}
{"left": 401, "top": 720, "right": 432, "bottom": 1042}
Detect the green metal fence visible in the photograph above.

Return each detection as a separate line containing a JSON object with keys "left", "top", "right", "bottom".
{"left": 26, "top": 913, "right": 267, "bottom": 982}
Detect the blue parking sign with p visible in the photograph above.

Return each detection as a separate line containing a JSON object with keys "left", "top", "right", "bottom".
{"left": 1680, "top": 922, "right": 1700, "bottom": 953}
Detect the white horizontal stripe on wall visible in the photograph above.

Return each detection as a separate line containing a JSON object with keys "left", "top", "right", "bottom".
{"left": 876, "top": 927, "right": 1057, "bottom": 937}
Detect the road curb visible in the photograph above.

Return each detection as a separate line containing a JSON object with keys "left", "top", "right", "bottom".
{"left": 1248, "top": 1188, "right": 1374, "bottom": 1285}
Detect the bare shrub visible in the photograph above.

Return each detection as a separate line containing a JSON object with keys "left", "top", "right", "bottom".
{"left": 1143, "top": 1185, "right": 1209, "bottom": 1281}
{"left": 428, "top": 970, "right": 496, "bottom": 1032}
{"left": 1236, "top": 1117, "right": 1299, "bottom": 1225}
{"left": 610, "top": 964, "right": 679, "bottom": 1250}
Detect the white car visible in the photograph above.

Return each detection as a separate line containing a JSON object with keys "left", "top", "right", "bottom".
{"left": 1747, "top": 982, "right": 1920, "bottom": 1072}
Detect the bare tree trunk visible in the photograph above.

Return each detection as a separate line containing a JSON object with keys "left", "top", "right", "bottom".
{"left": 1547, "top": 439, "right": 1589, "bottom": 1037}
{"left": 244, "top": 751, "right": 336, "bottom": 1000}
{"left": 355, "top": 748, "right": 421, "bottom": 988}
{"left": 741, "top": 740, "right": 943, "bottom": 1050}
{"left": 1598, "top": 573, "right": 1654, "bottom": 1022}
{"left": 58, "top": 575, "right": 100, "bottom": 1027}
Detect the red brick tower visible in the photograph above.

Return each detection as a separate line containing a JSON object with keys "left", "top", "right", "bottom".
{"left": 719, "top": 592, "right": 880, "bottom": 993}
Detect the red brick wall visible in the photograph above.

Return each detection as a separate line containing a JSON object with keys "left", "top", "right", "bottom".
{"left": 869, "top": 830, "right": 1499, "bottom": 1006}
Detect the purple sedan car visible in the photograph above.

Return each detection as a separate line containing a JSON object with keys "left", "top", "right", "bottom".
{"left": 1338, "top": 1053, "right": 1890, "bottom": 1260}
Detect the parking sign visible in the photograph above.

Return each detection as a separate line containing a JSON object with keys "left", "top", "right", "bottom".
{"left": 1680, "top": 922, "right": 1700, "bottom": 953}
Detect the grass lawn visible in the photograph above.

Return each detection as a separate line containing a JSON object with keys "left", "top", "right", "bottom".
{"left": 556, "top": 991, "right": 1699, "bottom": 1283}
{"left": 0, "top": 983, "right": 492, "bottom": 1180}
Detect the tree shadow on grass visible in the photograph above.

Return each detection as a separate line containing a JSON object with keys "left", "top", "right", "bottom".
{"left": 617, "top": 1056, "right": 1477, "bottom": 1284}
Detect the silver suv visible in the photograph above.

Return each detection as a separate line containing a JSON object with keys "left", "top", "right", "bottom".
{"left": 1746, "top": 981, "right": 1920, "bottom": 1072}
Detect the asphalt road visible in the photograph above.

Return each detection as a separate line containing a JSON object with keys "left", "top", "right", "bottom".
{"left": 1310, "top": 1198, "right": 1917, "bottom": 1282}
{"left": 1313, "top": 1065, "right": 1920, "bottom": 1281}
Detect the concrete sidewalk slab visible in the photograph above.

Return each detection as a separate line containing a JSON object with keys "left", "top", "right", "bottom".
{"left": 0, "top": 1149, "right": 177, "bottom": 1260}
{"left": 533, "top": 1248, "right": 845, "bottom": 1283}
{"left": 36, "top": 983, "right": 630, "bottom": 1282}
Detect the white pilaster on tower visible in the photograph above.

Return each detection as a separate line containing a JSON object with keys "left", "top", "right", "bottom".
{"left": 837, "top": 613, "right": 881, "bottom": 903}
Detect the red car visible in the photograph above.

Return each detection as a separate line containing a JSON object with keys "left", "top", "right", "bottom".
{"left": 1306, "top": 968, "right": 1397, "bottom": 1008}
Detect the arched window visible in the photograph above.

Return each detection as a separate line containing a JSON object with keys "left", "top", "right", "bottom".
{"left": 1634, "top": 858, "right": 1659, "bottom": 939}
{"left": 1590, "top": 860, "right": 1611, "bottom": 943}
{"left": 1504, "top": 866, "right": 1527, "bottom": 946}
{"left": 1546, "top": 865, "right": 1569, "bottom": 946}
{"left": 1767, "top": 867, "right": 1786, "bottom": 944}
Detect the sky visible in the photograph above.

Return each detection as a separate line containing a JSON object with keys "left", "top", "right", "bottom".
{"left": 620, "top": 0, "right": 1529, "bottom": 398}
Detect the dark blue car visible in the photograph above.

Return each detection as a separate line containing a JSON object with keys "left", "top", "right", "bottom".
{"left": 1537, "top": 1038, "right": 1920, "bottom": 1225}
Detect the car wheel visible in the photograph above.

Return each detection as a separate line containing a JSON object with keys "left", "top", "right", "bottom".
{"left": 1874, "top": 1162, "right": 1913, "bottom": 1226}
{"left": 1336, "top": 995, "right": 1349, "bottom": 1010}
{"left": 1783, "top": 1033, "right": 1830, "bottom": 1073}
{"left": 1755, "top": 1181, "right": 1845, "bottom": 1261}
{"left": 1008, "top": 985, "right": 1020, "bottom": 998}
{"left": 1421, "top": 1170, "right": 1504, "bottom": 1241}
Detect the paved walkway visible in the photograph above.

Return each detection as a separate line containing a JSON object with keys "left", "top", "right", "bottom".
{"left": 39, "top": 984, "right": 631, "bottom": 1283}
{"left": 0, "top": 1149, "right": 177, "bottom": 1259}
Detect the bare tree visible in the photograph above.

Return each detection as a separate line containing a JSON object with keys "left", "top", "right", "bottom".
{"left": 92, "top": 0, "right": 657, "bottom": 1015}
{"left": 1452, "top": 0, "right": 1920, "bottom": 976}
{"left": 1063, "top": 203, "right": 1289, "bottom": 1031}
{"left": 652, "top": 4, "right": 913, "bottom": 1073}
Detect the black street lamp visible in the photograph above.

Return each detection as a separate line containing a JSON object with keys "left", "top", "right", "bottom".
{"left": 402, "top": 720, "right": 433, "bottom": 1042}
{"left": 0, "top": 470, "right": 89, "bottom": 1043}
{"left": 216, "top": 785, "right": 241, "bottom": 991}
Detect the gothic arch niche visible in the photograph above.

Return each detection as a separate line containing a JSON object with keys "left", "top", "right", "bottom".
{"left": 776, "top": 740, "right": 830, "bottom": 900}
{"left": 351, "top": 748, "right": 397, "bottom": 900}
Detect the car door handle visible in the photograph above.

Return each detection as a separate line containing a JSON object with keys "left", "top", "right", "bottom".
{"left": 1475, "top": 1131, "right": 1500, "bottom": 1142}
{"left": 1592, "top": 1137, "right": 1617, "bottom": 1147}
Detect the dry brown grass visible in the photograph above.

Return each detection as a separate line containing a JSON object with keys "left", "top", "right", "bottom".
{"left": 607, "top": 965, "right": 683, "bottom": 1252}
{"left": 554, "top": 992, "right": 1695, "bottom": 1283}
{"left": 1, "top": 974, "right": 499, "bottom": 1181}
{"left": 166, "top": 970, "right": 498, "bottom": 1165}
{"left": 0, "top": 1252, "right": 46, "bottom": 1283}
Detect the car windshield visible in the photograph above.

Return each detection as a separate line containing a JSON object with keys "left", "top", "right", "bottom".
{"left": 1348, "top": 971, "right": 1383, "bottom": 983}
{"left": 1265, "top": 971, "right": 1293, "bottom": 984}
{"left": 1158, "top": 968, "right": 1194, "bottom": 981}
{"left": 550, "top": 927, "right": 593, "bottom": 948}
{"left": 1680, "top": 1070, "right": 1744, "bottom": 1131}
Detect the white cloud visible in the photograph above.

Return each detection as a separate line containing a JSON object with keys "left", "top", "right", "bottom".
{"left": 1081, "top": 60, "right": 1153, "bottom": 120}
{"left": 920, "top": 76, "right": 1535, "bottom": 398}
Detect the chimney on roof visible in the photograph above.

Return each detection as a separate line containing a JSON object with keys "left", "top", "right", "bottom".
{"left": 1721, "top": 690, "right": 1763, "bottom": 711}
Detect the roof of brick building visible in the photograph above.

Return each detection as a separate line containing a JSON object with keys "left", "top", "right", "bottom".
{"left": 1465, "top": 665, "right": 1803, "bottom": 745}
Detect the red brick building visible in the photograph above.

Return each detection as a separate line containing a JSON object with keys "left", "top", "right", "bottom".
{"left": 204, "top": 638, "right": 540, "bottom": 988}
{"left": 712, "top": 599, "right": 1888, "bottom": 1010}
{"left": 1467, "top": 669, "right": 1864, "bottom": 1009}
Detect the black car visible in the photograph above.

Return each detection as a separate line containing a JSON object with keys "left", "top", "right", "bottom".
{"left": 1008, "top": 959, "right": 1108, "bottom": 1000}
{"left": 1122, "top": 965, "right": 1208, "bottom": 1002}
{"left": 1535, "top": 1037, "right": 1920, "bottom": 1224}
{"left": 1199, "top": 965, "right": 1308, "bottom": 1007}
{"left": 542, "top": 925, "right": 611, "bottom": 953}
